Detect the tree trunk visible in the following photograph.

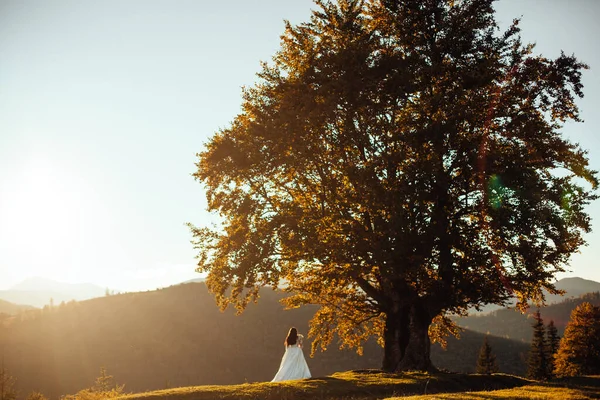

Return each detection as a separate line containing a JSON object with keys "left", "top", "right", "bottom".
{"left": 382, "top": 305, "right": 409, "bottom": 372}
{"left": 382, "top": 302, "right": 434, "bottom": 372}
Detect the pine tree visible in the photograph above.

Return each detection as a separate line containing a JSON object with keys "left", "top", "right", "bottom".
{"left": 554, "top": 302, "right": 600, "bottom": 377}
{"left": 93, "top": 367, "right": 114, "bottom": 393}
{"left": 0, "top": 366, "right": 17, "bottom": 400}
{"left": 476, "top": 335, "right": 499, "bottom": 374}
{"left": 546, "top": 319, "right": 560, "bottom": 377}
{"left": 61, "top": 367, "right": 125, "bottom": 400}
{"left": 527, "top": 309, "right": 548, "bottom": 380}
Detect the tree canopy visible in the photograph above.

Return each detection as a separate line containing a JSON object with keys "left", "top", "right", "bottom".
{"left": 554, "top": 302, "right": 600, "bottom": 377}
{"left": 190, "top": 0, "right": 596, "bottom": 371}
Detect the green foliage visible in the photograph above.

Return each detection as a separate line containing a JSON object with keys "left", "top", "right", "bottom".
{"left": 0, "top": 366, "right": 17, "bottom": 400}
{"left": 475, "top": 336, "right": 499, "bottom": 374}
{"left": 554, "top": 302, "right": 600, "bottom": 377}
{"left": 190, "top": 0, "right": 596, "bottom": 372}
{"left": 527, "top": 310, "right": 549, "bottom": 380}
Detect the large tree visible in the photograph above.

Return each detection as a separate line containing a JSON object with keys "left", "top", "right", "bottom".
{"left": 190, "top": 0, "right": 597, "bottom": 371}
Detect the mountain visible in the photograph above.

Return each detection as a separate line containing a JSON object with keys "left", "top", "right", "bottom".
{"left": 180, "top": 277, "right": 206, "bottom": 284}
{"left": 456, "top": 291, "right": 600, "bottom": 342}
{"left": 0, "top": 277, "right": 108, "bottom": 308}
{"left": 469, "top": 276, "right": 600, "bottom": 314}
{"left": 0, "top": 299, "right": 35, "bottom": 315}
{"left": 0, "top": 282, "right": 531, "bottom": 399}
{"left": 553, "top": 277, "right": 600, "bottom": 301}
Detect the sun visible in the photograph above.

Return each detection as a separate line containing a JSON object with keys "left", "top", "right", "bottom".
{"left": 0, "top": 157, "right": 86, "bottom": 279}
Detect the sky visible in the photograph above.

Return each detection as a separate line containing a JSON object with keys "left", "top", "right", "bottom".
{"left": 0, "top": 1, "right": 599, "bottom": 292}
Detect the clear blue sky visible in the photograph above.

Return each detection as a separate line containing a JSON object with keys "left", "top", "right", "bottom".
{"left": 1, "top": 1, "right": 599, "bottom": 292}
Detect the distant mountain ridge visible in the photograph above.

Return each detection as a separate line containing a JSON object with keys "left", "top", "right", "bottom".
{"left": 456, "top": 291, "right": 600, "bottom": 342}
{"left": 0, "top": 277, "right": 108, "bottom": 308}
{"left": 180, "top": 277, "right": 206, "bottom": 284}
{"left": 553, "top": 277, "right": 600, "bottom": 300}
{"left": 470, "top": 276, "right": 600, "bottom": 314}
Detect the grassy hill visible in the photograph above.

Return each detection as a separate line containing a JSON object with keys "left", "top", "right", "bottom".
{"left": 112, "top": 371, "right": 600, "bottom": 400}
{"left": 0, "top": 282, "right": 593, "bottom": 399}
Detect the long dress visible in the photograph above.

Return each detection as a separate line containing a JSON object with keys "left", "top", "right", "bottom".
{"left": 271, "top": 339, "right": 311, "bottom": 382}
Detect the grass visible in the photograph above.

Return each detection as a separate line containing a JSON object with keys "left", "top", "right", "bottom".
{"left": 392, "top": 376, "right": 600, "bottom": 399}
{"left": 115, "top": 371, "right": 600, "bottom": 400}
{"left": 115, "top": 370, "right": 541, "bottom": 400}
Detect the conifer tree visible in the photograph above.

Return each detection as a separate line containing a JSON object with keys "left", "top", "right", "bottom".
{"left": 62, "top": 367, "right": 125, "bottom": 400}
{"left": 476, "top": 335, "right": 499, "bottom": 374}
{"left": 527, "top": 310, "right": 548, "bottom": 380}
{"left": 554, "top": 302, "right": 600, "bottom": 377}
{"left": 190, "top": 0, "right": 597, "bottom": 371}
{"left": 546, "top": 319, "right": 560, "bottom": 377}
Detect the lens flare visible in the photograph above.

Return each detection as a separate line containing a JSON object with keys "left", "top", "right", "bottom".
{"left": 488, "top": 174, "right": 504, "bottom": 210}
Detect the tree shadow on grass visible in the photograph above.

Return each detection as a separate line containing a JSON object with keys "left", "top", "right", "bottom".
{"left": 266, "top": 371, "right": 530, "bottom": 400}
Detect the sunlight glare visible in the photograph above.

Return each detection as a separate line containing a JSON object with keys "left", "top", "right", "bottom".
{"left": 0, "top": 157, "right": 86, "bottom": 278}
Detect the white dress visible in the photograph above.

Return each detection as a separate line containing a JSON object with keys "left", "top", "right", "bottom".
{"left": 271, "top": 336, "right": 311, "bottom": 382}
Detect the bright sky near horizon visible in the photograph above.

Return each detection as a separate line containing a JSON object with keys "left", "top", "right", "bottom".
{"left": 1, "top": 1, "right": 599, "bottom": 292}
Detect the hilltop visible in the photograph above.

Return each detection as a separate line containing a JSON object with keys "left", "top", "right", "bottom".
{"left": 553, "top": 277, "right": 600, "bottom": 301}
{"left": 113, "top": 371, "right": 600, "bottom": 400}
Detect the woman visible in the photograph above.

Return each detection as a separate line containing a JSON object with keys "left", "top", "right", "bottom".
{"left": 271, "top": 327, "right": 311, "bottom": 382}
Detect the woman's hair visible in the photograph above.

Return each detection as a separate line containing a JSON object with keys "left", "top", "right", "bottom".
{"left": 285, "top": 327, "right": 298, "bottom": 346}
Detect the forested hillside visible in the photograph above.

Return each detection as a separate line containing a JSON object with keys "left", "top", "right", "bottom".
{"left": 0, "top": 283, "right": 380, "bottom": 399}
{"left": 0, "top": 299, "right": 34, "bottom": 315}
{"left": 456, "top": 292, "right": 600, "bottom": 341}
{"left": 0, "top": 282, "right": 589, "bottom": 399}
